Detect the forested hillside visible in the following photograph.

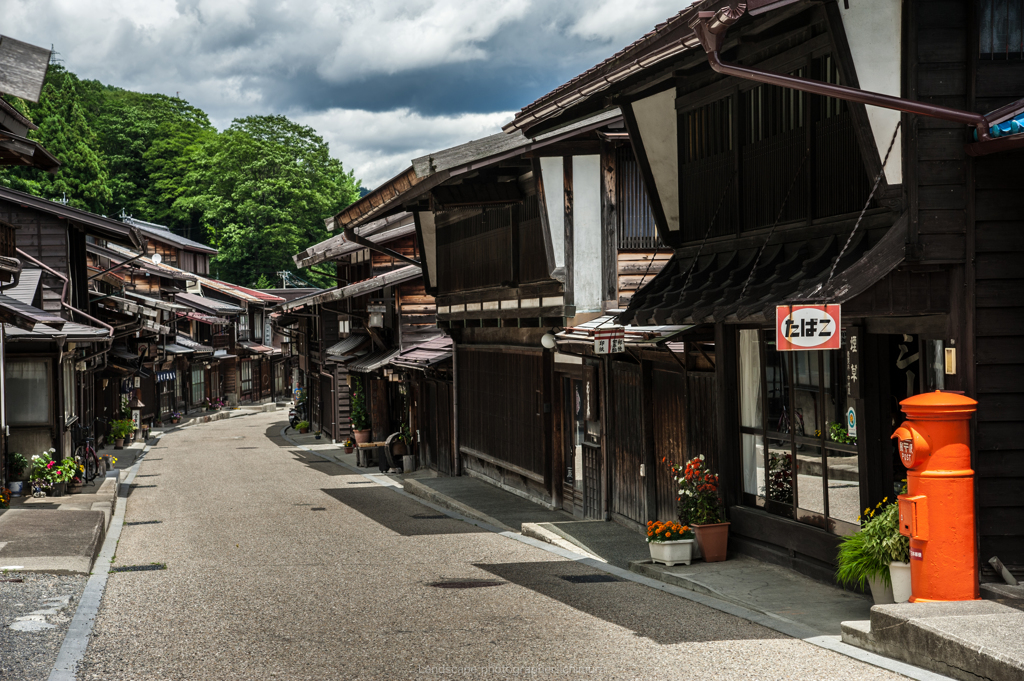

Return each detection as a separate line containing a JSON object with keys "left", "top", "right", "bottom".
{"left": 0, "top": 66, "right": 361, "bottom": 287}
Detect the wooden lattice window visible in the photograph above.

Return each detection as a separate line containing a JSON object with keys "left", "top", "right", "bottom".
{"left": 980, "top": 0, "right": 1024, "bottom": 59}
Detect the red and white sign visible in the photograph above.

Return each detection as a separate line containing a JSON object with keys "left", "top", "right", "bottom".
{"left": 910, "top": 547, "right": 924, "bottom": 561}
{"left": 776, "top": 304, "right": 841, "bottom": 351}
{"left": 594, "top": 326, "right": 625, "bottom": 355}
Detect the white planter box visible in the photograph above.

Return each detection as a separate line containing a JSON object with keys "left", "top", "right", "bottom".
{"left": 649, "top": 539, "right": 695, "bottom": 566}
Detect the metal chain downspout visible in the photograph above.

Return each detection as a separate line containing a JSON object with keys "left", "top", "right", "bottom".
{"left": 825, "top": 120, "right": 902, "bottom": 288}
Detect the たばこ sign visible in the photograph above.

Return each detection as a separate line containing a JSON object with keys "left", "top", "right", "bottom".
{"left": 776, "top": 304, "right": 841, "bottom": 351}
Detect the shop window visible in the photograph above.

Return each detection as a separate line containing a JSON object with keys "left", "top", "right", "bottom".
{"left": 738, "top": 328, "right": 861, "bottom": 535}
{"left": 7, "top": 359, "right": 50, "bottom": 425}
{"left": 63, "top": 361, "right": 77, "bottom": 425}
{"left": 254, "top": 312, "right": 263, "bottom": 341}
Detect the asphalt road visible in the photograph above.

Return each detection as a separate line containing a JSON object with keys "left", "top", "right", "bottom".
{"left": 77, "top": 411, "right": 906, "bottom": 680}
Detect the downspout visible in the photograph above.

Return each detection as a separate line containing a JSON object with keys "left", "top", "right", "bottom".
{"left": 16, "top": 249, "right": 114, "bottom": 337}
{"left": 451, "top": 337, "right": 460, "bottom": 476}
{"left": 690, "top": 4, "right": 1024, "bottom": 149}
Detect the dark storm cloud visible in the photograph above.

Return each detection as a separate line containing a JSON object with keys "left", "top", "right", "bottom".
{"left": 4, "top": 0, "right": 684, "bottom": 186}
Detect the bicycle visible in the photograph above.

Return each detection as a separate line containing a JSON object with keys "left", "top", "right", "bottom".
{"left": 72, "top": 422, "right": 103, "bottom": 486}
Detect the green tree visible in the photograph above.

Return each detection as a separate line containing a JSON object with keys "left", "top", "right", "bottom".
{"left": 1, "top": 71, "right": 112, "bottom": 212}
{"left": 253, "top": 273, "right": 275, "bottom": 289}
{"left": 176, "top": 115, "right": 360, "bottom": 285}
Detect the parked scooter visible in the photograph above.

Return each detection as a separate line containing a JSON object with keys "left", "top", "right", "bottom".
{"left": 287, "top": 400, "right": 307, "bottom": 432}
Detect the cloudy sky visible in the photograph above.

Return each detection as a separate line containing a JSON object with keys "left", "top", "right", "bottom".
{"left": 5, "top": 0, "right": 682, "bottom": 189}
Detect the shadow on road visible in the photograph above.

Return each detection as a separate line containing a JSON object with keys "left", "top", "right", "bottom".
{"left": 321, "top": 487, "right": 488, "bottom": 537}
{"left": 290, "top": 450, "right": 348, "bottom": 476}
{"left": 473, "top": 561, "right": 782, "bottom": 645}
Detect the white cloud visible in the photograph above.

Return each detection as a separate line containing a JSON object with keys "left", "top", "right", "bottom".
{"left": 293, "top": 108, "right": 515, "bottom": 189}
{"left": 567, "top": 0, "right": 687, "bottom": 44}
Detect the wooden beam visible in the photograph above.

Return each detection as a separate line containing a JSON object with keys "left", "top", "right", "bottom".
{"left": 600, "top": 141, "right": 618, "bottom": 305}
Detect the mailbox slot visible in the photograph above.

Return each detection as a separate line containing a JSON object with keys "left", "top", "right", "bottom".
{"left": 899, "top": 495, "right": 929, "bottom": 541}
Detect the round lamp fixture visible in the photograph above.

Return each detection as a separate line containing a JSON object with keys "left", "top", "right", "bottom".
{"left": 541, "top": 333, "right": 557, "bottom": 349}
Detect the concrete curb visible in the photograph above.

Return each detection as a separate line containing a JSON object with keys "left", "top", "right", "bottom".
{"left": 521, "top": 522, "right": 603, "bottom": 561}
{"left": 403, "top": 478, "right": 516, "bottom": 533}
{"left": 47, "top": 436, "right": 155, "bottom": 681}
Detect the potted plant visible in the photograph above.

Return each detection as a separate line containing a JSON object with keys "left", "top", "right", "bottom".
{"left": 296, "top": 420, "right": 311, "bottom": 434}
{"left": 675, "top": 455, "right": 730, "bottom": 562}
{"left": 343, "top": 438, "right": 355, "bottom": 454}
{"left": 7, "top": 452, "right": 29, "bottom": 497}
{"left": 170, "top": 411, "right": 182, "bottom": 425}
{"left": 0, "top": 487, "right": 9, "bottom": 509}
{"left": 647, "top": 520, "right": 695, "bottom": 566}
{"left": 350, "top": 378, "right": 371, "bottom": 444}
{"left": 110, "top": 419, "right": 136, "bottom": 449}
{"left": 836, "top": 495, "right": 911, "bottom": 604}
{"left": 393, "top": 423, "right": 412, "bottom": 457}
{"left": 29, "top": 449, "right": 76, "bottom": 497}
{"left": 315, "top": 430, "right": 322, "bottom": 440}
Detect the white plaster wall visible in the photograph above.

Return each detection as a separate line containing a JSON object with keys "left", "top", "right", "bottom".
{"left": 417, "top": 211, "right": 437, "bottom": 288}
{"left": 539, "top": 156, "right": 565, "bottom": 269}
{"left": 839, "top": 0, "right": 903, "bottom": 185}
{"left": 631, "top": 89, "right": 679, "bottom": 231}
{"left": 572, "top": 155, "right": 602, "bottom": 314}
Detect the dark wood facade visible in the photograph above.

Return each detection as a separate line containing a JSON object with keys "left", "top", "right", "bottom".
{"left": 503, "top": 0, "right": 1024, "bottom": 580}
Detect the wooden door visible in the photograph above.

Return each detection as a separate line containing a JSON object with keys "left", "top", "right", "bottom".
{"left": 370, "top": 378, "right": 388, "bottom": 442}
{"left": 610, "top": 361, "right": 645, "bottom": 526}
{"left": 652, "top": 365, "right": 686, "bottom": 522}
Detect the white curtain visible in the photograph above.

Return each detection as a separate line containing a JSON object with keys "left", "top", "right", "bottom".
{"left": 7, "top": 360, "right": 49, "bottom": 425}
{"left": 739, "top": 330, "right": 762, "bottom": 495}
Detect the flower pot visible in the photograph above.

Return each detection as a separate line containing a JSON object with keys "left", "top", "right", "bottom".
{"left": 344, "top": 447, "right": 354, "bottom": 454}
{"left": 47, "top": 482, "right": 66, "bottom": 497}
{"left": 867, "top": 573, "right": 895, "bottom": 605}
{"left": 353, "top": 429, "right": 371, "bottom": 445}
{"left": 8, "top": 481, "right": 24, "bottom": 497}
{"left": 299, "top": 427, "right": 310, "bottom": 434}
{"left": 890, "top": 561, "right": 912, "bottom": 603}
{"left": 115, "top": 438, "right": 125, "bottom": 449}
{"left": 649, "top": 539, "right": 694, "bottom": 566}
{"left": 692, "top": 522, "right": 730, "bottom": 562}
{"left": 393, "top": 441, "right": 409, "bottom": 458}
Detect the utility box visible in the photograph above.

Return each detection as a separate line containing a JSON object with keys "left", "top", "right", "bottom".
{"left": 892, "top": 391, "right": 979, "bottom": 602}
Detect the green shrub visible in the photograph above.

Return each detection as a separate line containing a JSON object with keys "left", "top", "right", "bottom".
{"left": 836, "top": 499, "right": 909, "bottom": 589}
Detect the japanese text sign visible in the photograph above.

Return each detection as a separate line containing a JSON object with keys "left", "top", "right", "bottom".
{"left": 594, "top": 326, "right": 625, "bottom": 355}
{"left": 776, "top": 304, "right": 841, "bottom": 351}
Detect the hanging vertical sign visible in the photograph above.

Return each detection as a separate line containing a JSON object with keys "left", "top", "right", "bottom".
{"left": 776, "top": 304, "right": 841, "bottom": 351}
{"left": 594, "top": 326, "right": 625, "bottom": 354}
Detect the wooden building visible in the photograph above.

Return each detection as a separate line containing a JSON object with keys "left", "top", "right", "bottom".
{"left": 506, "top": 0, "right": 1024, "bottom": 581}
{"left": 311, "top": 111, "right": 682, "bottom": 516}
{"left": 290, "top": 212, "right": 449, "bottom": 465}
{"left": 0, "top": 187, "right": 142, "bottom": 462}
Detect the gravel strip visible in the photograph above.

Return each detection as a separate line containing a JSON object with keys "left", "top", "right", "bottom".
{"left": 0, "top": 572, "right": 87, "bottom": 680}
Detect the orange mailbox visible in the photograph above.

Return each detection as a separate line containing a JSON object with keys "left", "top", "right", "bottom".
{"left": 891, "top": 391, "right": 979, "bottom": 602}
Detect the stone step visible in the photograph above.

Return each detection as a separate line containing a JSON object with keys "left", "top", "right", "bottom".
{"left": 841, "top": 601, "right": 1024, "bottom": 681}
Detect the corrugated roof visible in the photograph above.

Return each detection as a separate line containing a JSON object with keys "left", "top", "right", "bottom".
{"left": 276, "top": 265, "right": 422, "bottom": 312}
{"left": 0, "top": 186, "right": 142, "bottom": 248}
{"left": 3, "top": 268, "right": 41, "bottom": 305}
{"left": 390, "top": 335, "right": 452, "bottom": 371}
{"left": 6, "top": 319, "right": 108, "bottom": 341}
{"left": 295, "top": 212, "right": 416, "bottom": 269}
{"left": 211, "top": 280, "right": 285, "bottom": 303}
{"left": 123, "top": 217, "right": 217, "bottom": 254}
{"left": 347, "top": 348, "right": 400, "bottom": 374}
{"left": 199, "top": 278, "right": 264, "bottom": 304}
{"left": 175, "top": 291, "right": 243, "bottom": 315}
{"left": 325, "top": 334, "right": 369, "bottom": 358}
